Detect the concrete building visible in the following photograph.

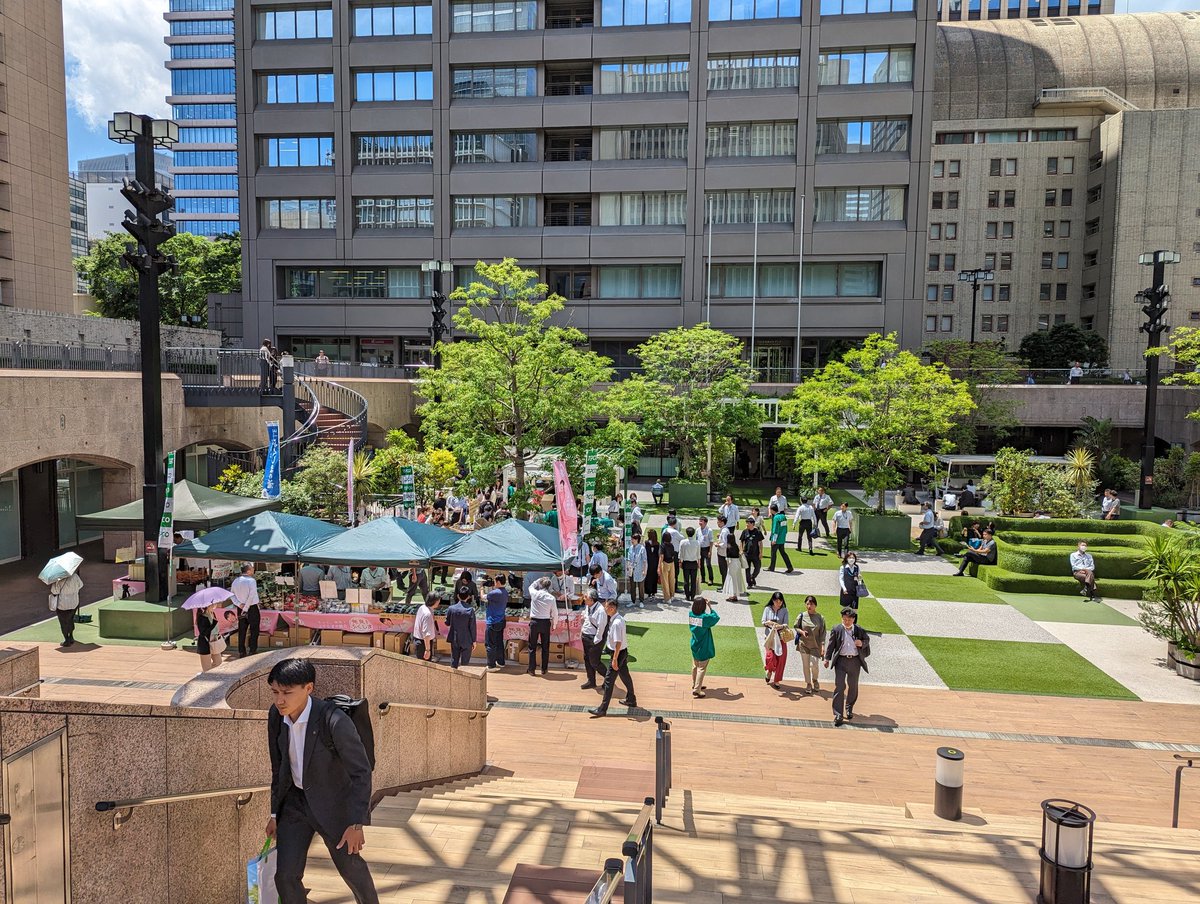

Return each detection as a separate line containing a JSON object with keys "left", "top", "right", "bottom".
{"left": 934, "top": 0, "right": 1110, "bottom": 24}
{"left": 0, "top": 0, "right": 74, "bottom": 312}
{"left": 928, "top": 13, "right": 1200, "bottom": 370}
{"left": 234, "top": 0, "right": 938, "bottom": 373}
{"left": 75, "top": 152, "right": 175, "bottom": 242}
{"left": 164, "top": 0, "right": 239, "bottom": 238}
{"left": 68, "top": 176, "right": 88, "bottom": 293}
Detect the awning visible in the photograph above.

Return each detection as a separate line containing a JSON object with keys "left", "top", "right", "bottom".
{"left": 435, "top": 519, "right": 564, "bottom": 571}
{"left": 76, "top": 480, "right": 279, "bottom": 532}
{"left": 172, "top": 512, "right": 345, "bottom": 563}
{"left": 303, "top": 517, "right": 459, "bottom": 567}
{"left": 936, "top": 454, "right": 1068, "bottom": 467}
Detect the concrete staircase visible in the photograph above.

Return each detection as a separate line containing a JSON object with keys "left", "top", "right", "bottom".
{"left": 301, "top": 402, "right": 360, "bottom": 453}
{"left": 301, "top": 773, "right": 1200, "bottom": 903}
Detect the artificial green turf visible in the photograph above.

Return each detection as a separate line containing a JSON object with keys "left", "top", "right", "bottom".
{"left": 998, "top": 593, "right": 1140, "bottom": 627}
{"left": 748, "top": 591, "right": 902, "bottom": 635}
{"left": 909, "top": 636, "right": 1138, "bottom": 700}
{"left": 1, "top": 603, "right": 194, "bottom": 648}
{"left": 623, "top": 622, "right": 767, "bottom": 678}
{"left": 863, "top": 571, "right": 1005, "bottom": 605}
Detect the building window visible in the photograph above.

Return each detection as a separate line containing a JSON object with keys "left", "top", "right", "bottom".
{"left": 926, "top": 284, "right": 938, "bottom": 301}
{"left": 1083, "top": 283, "right": 1097, "bottom": 299}
{"left": 170, "top": 44, "right": 236, "bottom": 59}
{"left": 1057, "top": 252, "right": 1069, "bottom": 269}
{"left": 999, "top": 252, "right": 1011, "bottom": 270}
{"left": 981, "top": 315, "right": 993, "bottom": 332}
{"left": 450, "top": 66, "right": 534, "bottom": 98}
{"left": 355, "top": 69, "right": 435, "bottom": 101}
{"left": 172, "top": 69, "right": 237, "bottom": 95}
{"left": 1004, "top": 190, "right": 1015, "bottom": 207}
{"left": 705, "top": 189, "right": 795, "bottom": 224}
{"left": 174, "top": 151, "right": 238, "bottom": 167}
{"left": 1039, "top": 283, "right": 1051, "bottom": 301}
{"left": 450, "top": 0, "right": 535, "bottom": 31}
{"left": 1085, "top": 217, "right": 1100, "bottom": 236}
{"left": 545, "top": 131, "right": 592, "bottom": 162}
{"left": 930, "top": 224, "right": 941, "bottom": 240}
{"left": 802, "top": 261, "right": 882, "bottom": 296}
{"left": 709, "top": 0, "right": 799, "bottom": 21}
{"left": 282, "top": 266, "right": 429, "bottom": 299}
{"left": 599, "top": 127, "right": 688, "bottom": 161}
{"left": 176, "top": 174, "right": 239, "bottom": 190}
{"left": 928, "top": 254, "right": 939, "bottom": 271}
{"left": 1084, "top": 250, "right": 1098, "bottom": 267}
{"left": 1041, "top": 252, "right": 1053, "bottom": 269}
{"left": 816, "top": 47, "right": 914, "bottom": 85}
{"left": 709, "top": 263, "right": 800, "bottom": 297}
{"left": 1038, "top": 315, "right": 1051, "bottom": 331}
{"left": 354, "top": 197, "right": 434, "bottom": 228}
{"left": 1061, "top": 156, "right": 1074, "bottom": 174}
{"left": 926, "top": 314, "right": 937, "bottom": 332}
{"left": 981, "top": 285, "right": 994, "bottom": 302}
{"left": 820, "top": 0, "right": 914, "bottom": 12}
{"left": 998, "top": 284, "right": 1010, "bottom": 301}
{"left": 941, "top": 315, "right": 953, "bottom": 332}
{"left": 1055, "top": 283, "right": 1068, "bottom": 300}
{"left": 1059, "top": 220, "right": 1071, "bottom": 237}
{"left": 353, "top": 3, "right": 434, "bottom": 35}
{"left": 548, "top": 268, "right": 592, "bottom": 299}
{"left": 997, "top": 315, "right": 1009, "bottom": 332}
{"left": 984, "top": 253, "right": 996, "bottom": 269}
{"left": 942, "top": 284, "right": 955, "bottom": 301}
{"left": 598, "top": 192, "right": 687, "bottom": 226}
{"left": 452, "top": 132, "right": 536, "bottom": 163}
{"left": 814, "top": 118, "right": 910, "bottom": 155}
{"left": 1060, "top": 188, "right": 1073, "bottom": 206}
{"left": 599, "top": 58, "right": 689, "bottom": 94}
{"left": 946, "top": 191, "right": 959, "bottom": 209}
{"left": 706, "top": 53, "right": 799, "bottom": 90}
{"left": 706, "top": 122, "right": 793, "bottom": 158}
{"left": 1087, "top": 185, "right": 1102, "bottom": 204}
{"left": 600, "top": 0, "right": 691, "bottom": 26}
{"left": 932, "top": 192, "right": 943, "bottom": 210}
{"left": 596, "top": 265, "right": 683, "bottom": 298}
{"left": 945, "top": 222, "right": 958, "bottom": 239}
{"left": 985, "top": 221, "right": 998, "bottom": 239}
{"left": 261, "top": 136, "right": 334, "bottom": 167}
{"left": 813, "top": 186, "right": 906, "bottom": 222}
{"left": 173, "top": 103, "right": 237, "bottom": 119}
{"left": 172, "top": 18, "right": 234, "bottom": 34}
{"left": 935, "top": 131, "right": 973, "bottom": 145}
{"left": 943, "top": 253, "right": 956, "bottom": 271}
{"left": 1001, "top": 222, "right": 1013, "bottom": 238}
{"left": 356, "top": 133, "right": 435, "bottom": 165}
{"left": 176, "top": 197, "right": 240, "bottom": 213}
{"left": 179, "top": 127, "right": 237, "bottom": 143}
{"left": 932, "top": 161, "right": 944, "bottom": 177}
{"left": 261, "top": 198, "right": 336, "bottom": 229}
{"left": 1055, "top": 314, "right": 1066, "bottom": 326}
{"left": 257, "top": 7, "right": 334, "bottom": 39}
{"left": 987, "top": 191, "right": 999, "bottom": 209}
{"left": 169, "top": 0, "right": 234, "bottom": 9}
{"left": 948, "top": 159, "right": 961, "bottom": 176}
{"left": 1034, "top": 128, "right": 1077, "bottom": 141}
{"left": 260, "top": 72, "right": 334, "bottom": 104}
{"left": 452, "top": 195, "right": 537, "bottom": 228}
{"left": 1046, "top": 156, "right": 1057, "bottom": 175}
{"left": 1043, "top": 220, "right": 1054, "bottom": 237}
{"left": 1045, "top": 189, "right": 1057, "bottom": 207}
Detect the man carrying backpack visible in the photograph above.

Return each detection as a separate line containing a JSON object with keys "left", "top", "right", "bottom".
{"left": 266, "top": 658, "right": 379, "bottom": 904}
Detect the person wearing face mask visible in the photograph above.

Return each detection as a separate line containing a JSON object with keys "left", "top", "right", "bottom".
{"left": 1069, "top": 541, "right": 1098, "bottom": 599}
{"left": 954, "top": 529, "right": 996, "bottom": 576}
{"left": 838, "top": 553, "right": 861, "bottom": 610}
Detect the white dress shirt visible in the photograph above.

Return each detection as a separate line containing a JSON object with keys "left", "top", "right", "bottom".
{"left": 582, "top": 600, "right": 607, "bottom": 638}
{"left": 716, "top": 526, "right": 732, "bottom": 556}
{"left": 413, "top": 603, "right": 437, "bottom": 641}
{"left": 589, "top": 549, "right": 610, "bottom": 572}
{"left": 813, "top": 493, "right": 834, "bottom": 511}
{"left": 573, "top": 542, "right": 591, "bottom": 570}
{"left": 604, "top": 612, "right": 627, "bottom": 652}
{"left": 769, "top": 494, "right": 789, "bottom": 515}
{"left": 592, "top": 571, "right": 618, "bottom": 600}
{"left": 631, "top": 505, "right": 643, "bottom": 524}
{"left": 1070, "top": 551, "right": 1095, "bottom": 572}
{"left": 833, "top": 509, "right": 854, "bottom": 530}
{"left": 698, "top": 526, "right": 713, "bottom": 549}
{"left": 231, "top": 574, "right": 259, "bottom": 611}
{"left": 529, "top": 587, "right": 560, "bottom": 625}
{"left": 679, "top": 536, "right": 701, "bottom": 563}
{"left": 793, "top": 503, "right": 815, "bottom": 527}
{"left": 719, "top": 503, "right": 740, "bottom": 526}
{"left": 284, "top": 696, "right": 313, "bottom": 790}
{"left": 837, "top": 626, "right": 859, "bottom": 657}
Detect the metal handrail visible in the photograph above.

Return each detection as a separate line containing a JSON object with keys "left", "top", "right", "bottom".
{"left": 95, "top": 784, "right": 270, "bottom": 830}
{"left": 1173, "top": 754, "right": 1196, "bottom": 828}
{"left": 654, "top": 716, "right": 671, "bottom": 825}
{"left": 378, "top": 701, "right": 492, "bottom": 719}
{"left": 621, "top": 799, "right": 655, "bottom": 904}
{"left": 585, "top": 858, "right": 624, "bottom": 904}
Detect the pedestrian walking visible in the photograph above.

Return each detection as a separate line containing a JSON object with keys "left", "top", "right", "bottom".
{"left": 314, "top": 349, "right": 331, "bottom": 376}
{"left": 266, "top": 658, "right": 379, "bottom": 904}
{"left": 722, "top": 525, "right": 746, "bottom": 601}
{"left": 740, "top": 517, "right": 765, "bottom": 589}
{"left": 484, "top": 575, "right": 508, "bottom": 671}
{"left": 824, "top": 607, "right": 871, "bottom": 726}
{"left": 196, "top": 603, "right": 226, "bottom": 672}
{"left": 916, "top": 502, "right": 938, "bottom": 556}
{"left": 659, "top": 527, "right": 679, "bottom": 602}
{"left": 1101, "top": 489, "right": 1121, "bottom": 521}
{"left": 813, "top": 487, "right": 834, "bottom": 538}
{"left": 793, "top": 595, "right": 826, "bottom": 694}
{"left": 48, "top": 571, "right": 84, "bottom": 647}
{"left": 719, "top": 494, "right": 740, "bottom": 529}
{"left": 579, "top": 589, "right": 607, "bottom": 689}
{"left": 446, "top": 587, "right": 477, "bottom": 668}
{"left": 627, "top": 533, "right": 647, "bottom": 607}
{"left": 838, "top": 553, "right": 861, "bottom": 610}
{"left": 526, "top": 578, "right": 559, "bottom": 675}
{"left": 588, "top": 598, "right": 637, "bottom": 715}
{"left": 698, "top": 516, "right": 715, "bottom": 585}
{"left": 411, "top": 593, "right": 441, "bottom": 660}
{"left": 762, "top": 592, "right": 790, "bottom": 689}
{"left": 715, "top": 515, "right": 731, "bottom": 584}
{"left": 1070, "top": 541, "right": 1099, "bottom": 599}
{"left": 258, "top": 339, "right": 274, "bottom": 392}
{"left": 792, "top": 497, "right": 816, "bottom": 554}
{"left": 833, "top": 502, "right": 854, "bottom": 556}
{"left": 643, "top": 530, "right": 660, "bottom": 599}
{"left": 231, "top": 563, "right": 261, "bottom": 657}
{"left": 954, "top": 529, "right": 997, "bottom": 576}
{"left": 688, "top": 596, "right": 719, "bottom": 698}
{"left": 404, "top": 566, "right": 431, "bottom": 604}
{"left": 680, "top": 527, "right": 701, "bottom": 600}
{"left": 768, "top": 504, "right": 795, "bottom": 574}
{"left": 769, "top": 486, "right": 789, "bottom": 517}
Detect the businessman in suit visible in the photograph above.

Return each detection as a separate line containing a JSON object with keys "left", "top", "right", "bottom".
{"left": 823, "top": 608, "right": 871, "bottom": 727}
{"left": 266, "top": 658, "right": 379, "bottom": 904}
{"left": 446, "top": 586, "right": 478, "bottom": 668}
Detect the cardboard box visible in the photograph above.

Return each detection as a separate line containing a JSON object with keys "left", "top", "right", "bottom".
{"left": 269, "top": 630, "right": 291, "bottom": 649}
{"left": 319, "top": 630, "right": 343, "bottom": 646}
{"left": 289, "top": 625, "right": 314, "bottom": 647}
{"left": 341, "top": 632, "right": 373, "bottom": 647}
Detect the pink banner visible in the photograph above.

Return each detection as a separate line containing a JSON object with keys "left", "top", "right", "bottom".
{"left": 553, "top": 460, "right": 578, "bottom": 559}
{"left": 212, "top": 607, "right": 283, "bottom": 636}
{"left": 347, "top": 439, "right": 356, "bottom": 526}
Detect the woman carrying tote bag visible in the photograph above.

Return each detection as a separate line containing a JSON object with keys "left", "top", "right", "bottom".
{"left": 838, "top": 552, "right": 862, "bottom": 610}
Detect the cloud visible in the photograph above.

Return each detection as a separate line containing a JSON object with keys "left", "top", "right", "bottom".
{"left": 63, "top": 0, "right": 171, "bottom": 130}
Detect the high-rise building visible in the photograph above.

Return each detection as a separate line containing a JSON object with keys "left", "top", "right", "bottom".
{"left": 68, "top": 177, "right": 88, "bottom": 293}
{"left": 933, "top": 0, "right": 1111, "bottom": 23}
{"left": 164, "top": 0, "right": 239, "bottom": 238}
{"left": 928, "top": 13, "right": 1200, "bottom": 369}
{"left": 232, "top": 0, "right": 938, "bottom": 371}
{"left": 75, "top": 152, "right": 174, "bottom": 241}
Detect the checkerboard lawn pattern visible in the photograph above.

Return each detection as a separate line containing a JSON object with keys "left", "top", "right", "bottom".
{"left": 864, "top": 572, "right": 1006, "bottom": 605}
{"left": 624, "top": 622, "right": 767, "bottom": 678}
{"left": 749, "top": 592, "right": 902, "bottom": 635}
{"left": 998, "top": 593, "right": 1139, "bottom": 626}
{"left": 909, "top": 636, "right": 1137, "bottom": 700}
{"left": 2, "top": 603, "right": 194, "bottom": 649}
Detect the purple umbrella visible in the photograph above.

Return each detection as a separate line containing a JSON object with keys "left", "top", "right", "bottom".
{"left": 182, "top": 586, "right": 233, "bottom": 610}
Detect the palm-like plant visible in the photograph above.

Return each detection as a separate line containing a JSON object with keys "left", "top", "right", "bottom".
{"left": 1063, "top": 447, "right": 1096, "bottom": 498}
{"left": 1139, "top": 534, "right": 1200, "bottom": 657}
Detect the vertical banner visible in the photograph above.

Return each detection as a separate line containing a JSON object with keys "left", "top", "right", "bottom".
{"left": 552, "top": 460, "right": 578, "bottom": 559}
{"left": 347, "top": 439, "right": 355, "bottom": 526}
{"left": 581, "top": 450, "right": 598, "bottom": 538}
{"left": 157, "top": 451, "right": 177, "bottom": 549}
{"left": 623, "top": 478, "right": 632, "bottom": 597}
{"left": 262, "top": 420, "right": 282, "bottom": 500}
{"left": 400, "top": 465, "right": 416, "bottom": 520}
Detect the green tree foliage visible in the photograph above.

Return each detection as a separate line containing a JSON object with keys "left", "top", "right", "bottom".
{"left": 370, "top": 431, "right": 460, "bottom": 502}
{"left": 1152, "top": 446, "right": 1200, "bottom": 510}
{"left": 980, "top": 447, "right": 1080, "bottom": 517}
{"left": 779, "top": 333, "right": 974, "bottom": 513}
{"left": 1073, "top": 416, "right": 1138, "bottom": 492}
{"left": 1138, "top": 533, "right": 1200, "bottom": 657}
{"left": 76, "top": 231, "right": 242, "bottom": 326}
{"left": 1017, "top": 322, "right": 1109, "bottom": 370}
{"left": 604, "top": 324, "right": 761, "bottom": 484}
{"left": 418, "top": 259, "right": 612, "bottom": 488}
{"left": 922, "top": 339, "right": 1020, "bottom": 453}
{"left": 563, "top": 420, "right": 643, "bottom": 502}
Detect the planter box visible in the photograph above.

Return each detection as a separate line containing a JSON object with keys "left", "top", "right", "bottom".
{"left": 667, "top": 481, "right": 708, "bottom": 509}
{"left": 852, "top": 511, "right": 913, "bottom": 550}
{"left": 1168, "top": 642, "right": 1200, "bottom": 681}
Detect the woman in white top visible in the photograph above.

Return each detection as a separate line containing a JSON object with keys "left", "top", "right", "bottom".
{"left": 721, "top": 527, "right": 747, "bottom": 602}
{"left": 49, "top": 572, "right": 84, "bottom": 647}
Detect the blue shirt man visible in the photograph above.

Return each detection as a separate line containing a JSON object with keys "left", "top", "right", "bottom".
{"left": 484, "top": 575, "right": 509, "bottom": 670}
{"left": 485, "top": 585, "right": 508, "bottom": 625}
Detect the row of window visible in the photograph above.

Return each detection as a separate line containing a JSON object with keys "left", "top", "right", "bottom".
{"left": 179, "top": 127, "right": 237, "bottom": 144}
{"left": 933, "top": 156, "right": 1076, "bottom": 177}
{"left": 169, "top": 43, "right": 234, "bottom": 59}
{"left": 935, "top": 128, "right": 1078, "bottom": 144}
{"left": 256, "top": 7, "right": 335, "bottom": 39}
{"left": 176, "top": 197, "right": 240, "bottom": 214}
{"left": 173, "top": 103, "right": 237, "bottom": 120}
{"left": 170, "top": 18, "right": 233, "bottom": 34}
{"left": 940, "top": 0, "right": 1101, "bottom": 19}
{"left": 171, "top": 69, "right": 236, "bottom": 96}
{"left": 924, "top": 314, "right": 1015, "bottom": 333}
{"left": 927, "top": 219, "right": 1074, "bottom": 241}
{"left": 175, "top": 174, "right": 239, "bottom": 190}
{"left": 926, "top": 283, "right": 1013, "bottom": 303}
{"left": 168, "top": 0, "right": 232, "bottom": 10}
{"left": 173, "top": 220, "right": 238, "bottom": 236}
{"left": 175, "top": 151, "right": 239, "bottom": 167}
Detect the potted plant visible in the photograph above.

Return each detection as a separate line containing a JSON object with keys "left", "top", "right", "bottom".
{"left": 1138, "top": 534, "right": 1200, "bottom": 680}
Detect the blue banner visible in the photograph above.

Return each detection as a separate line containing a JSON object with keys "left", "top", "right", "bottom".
{"left": 263, "top": 421, "right": 281, "bottom": 499}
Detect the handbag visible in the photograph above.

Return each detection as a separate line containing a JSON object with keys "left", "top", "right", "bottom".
{"left": 247, "top": 838, "right": 278, "bottom": 904}
{"left": 856, "top": 579, "right": 870, "bottom": 598}
{"left": 809, "top": 528, "right": 820, "bottom": 539}
{"left": 210, "top": 633, "right": 227, "bottom": 655}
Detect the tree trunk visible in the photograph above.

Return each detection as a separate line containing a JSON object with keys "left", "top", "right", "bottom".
{"left": 876, "top": 488, "right": 886, "bottom": 514}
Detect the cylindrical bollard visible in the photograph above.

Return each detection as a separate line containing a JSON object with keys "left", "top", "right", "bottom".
{"left": 934, "top": 746, "right": 965, "bottom": 820}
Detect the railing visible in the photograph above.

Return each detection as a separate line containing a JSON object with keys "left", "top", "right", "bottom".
{"left": 544, "top": 82, "right": 593, "bottom": 97}
{"left": 584, "top": 799, "right": 655, "bottom": 904}
{"left": 544, "top": 211, "right": 592, "bottom": 227}
{"left": 165, "top": 347, "right": 420, "bottom": 388}
{"left": 545, "top": 147, "right": 592, "bottom": 162}
{"left": 0, "top": 340, "right": 142, "bottom": 371}
{"left": 1172, "top": 754, "right": 1196, "bottom": 829}
{"left": 545, "top": 13, "right": 593, "bottom": 27}
{"left": 95, "top": 784, "right": 270, "bottom": 830}
{"left": 1037, "top": 86, "right": 1138, "bottom": 112}
{"left": 585, "top": 858, "right": 624, "bottom": 904}
{"left": 299, "top": 374, "right": 368, "bottom": 446}
{"left": 654, "top": 715, "right": 671, "bottom": 825}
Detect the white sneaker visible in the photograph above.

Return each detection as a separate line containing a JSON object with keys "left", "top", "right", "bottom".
{"left": 638, "top": 602, "right": 645, "bottom": 609}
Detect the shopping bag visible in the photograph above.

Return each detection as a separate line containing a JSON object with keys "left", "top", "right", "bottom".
{"left": 856, "top": 580, "right": 870, "bottom": 598}
{"left": 247, "top": 838, "right": 278, "bottom": 904}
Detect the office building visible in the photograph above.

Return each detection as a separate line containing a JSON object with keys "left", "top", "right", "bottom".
{"left": 75, "top": 152, "right": 174, "bottom": 241}
{"left": 164, "top": 0, "right": 239, "bottom": 237}
{"left": 928, "top": 13, "right": 1200, "bottom": 370}
{"left": 934, "top": 0, "right": 1110, "bottom": 24}
{"left": 68, "top": 176, "right": 88, "bottom": 293}
{"left": 234, "top": 0, "right": 938, "bottom": 372}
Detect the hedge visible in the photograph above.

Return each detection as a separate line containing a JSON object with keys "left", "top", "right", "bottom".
{"left": 995, "top": 540, "right": 1147, "bottom": 581}
{"left": 948, "top": 515, "right": 1170, "bottom": 539}
{"left": 976, "top": 565, "right": 1149, "bottom": 600}
{"left": 997, "top": 532, "right": 1148, "bottom": 550}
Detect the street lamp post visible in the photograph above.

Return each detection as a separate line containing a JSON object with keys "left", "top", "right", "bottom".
{"left": 957, "top": 268, "right": 994, "bottom": 344}
{"left": 1136, "top": 250, "right": 1179, "bottom": 510}
{"left": 109, "top": 112, "right": 179, "bottom": 606}
{"left": 422, "top": 259, "right": 453, "bottom": 369}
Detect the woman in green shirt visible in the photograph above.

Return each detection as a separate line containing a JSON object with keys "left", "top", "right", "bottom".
{"left": 688, "top": 596, "right": 721, "bottom": 698}
{"left": 768, "top": 505, "right": 795, "bottom": 574}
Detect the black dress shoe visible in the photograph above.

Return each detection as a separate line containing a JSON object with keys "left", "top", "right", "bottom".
{"left": 580, "top": 682, "right": 597, "bottom": 689}
{"left": 834, "top": 713, "right": 844, "bottom": 726}
{"left": 846, "top": 711, "right": 855, "bottom": 721}
{"left": 525, "top": 669, "right": 536, "bottom": 675}
{"left": 620, "top": 698, "right": 637, "bottom": 707}
{"left": 588, "top": 707, "right": 607, "bottom": 717}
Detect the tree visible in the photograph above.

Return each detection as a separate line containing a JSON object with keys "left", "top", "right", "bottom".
{"left": 1073, "top": 415, "right": 1138, "bottom": 492}
{"left": 922, "top": 339, "right": 1020, "bottom": 453}
{"left": 76, "top": 231, "right": 242, "bottom": 326}
{"left": 779, "top": 333, "right": 974, "bottom": 513}
{"left": 604, "top": 325, "right": 761, "bottom": 486}
{"left": 370, "top": 431, "right": 460, "bottom": 503}
{"left": 1018, "top": 322, "right": 1108, "bottom": 370}
{"left": 418, "top": 259, "right": 612, "bottom": 489}
{"left": 980, "top": 447, "right": 1079, "bottom": 517}
{"left": 563, "top": 420, "right": 643, "bottom": 502}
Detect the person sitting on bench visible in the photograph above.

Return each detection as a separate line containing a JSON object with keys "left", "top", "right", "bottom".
{"left": 1070, "top": 541, "right": 1098, "bottom": 600}
{"left": 954, "top": 529, "right": 996, "bottom": 576}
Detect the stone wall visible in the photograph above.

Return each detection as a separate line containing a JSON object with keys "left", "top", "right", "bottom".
{"left": 0, "top": 307, "right": 220, "bottom": 349}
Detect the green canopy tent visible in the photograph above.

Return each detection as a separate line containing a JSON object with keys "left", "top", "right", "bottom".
{"left": 171, "top": 512, "right": 345, "bottom": 563}
{"left": 76, "top": 480, "right": 279, "bottom": 532}
{"left": 435, "top": 519, "right": 564, "bottom": 571}
{"left": 302, "top": 517, "right": 459, "bottom": 567}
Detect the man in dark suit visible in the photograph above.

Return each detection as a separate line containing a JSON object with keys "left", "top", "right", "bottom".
{"left": 446, "top": 586, "right": 478, "bottom": 668}
{"left": 266, "top": 658, "right": 379, "bottom": 904}
{"left": 823, "top": 607, "right": 871, "bottom": 727}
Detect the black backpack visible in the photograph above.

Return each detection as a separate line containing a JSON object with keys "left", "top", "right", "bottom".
{"left": 322, "top": 694, "right": 377, "bottom": 770}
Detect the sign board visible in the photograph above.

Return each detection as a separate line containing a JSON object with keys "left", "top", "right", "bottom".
{"left": 157, "top": 451, "right": 176, "bottom": 549}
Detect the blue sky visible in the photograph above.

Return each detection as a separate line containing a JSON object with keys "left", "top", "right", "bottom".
{"left": 61, "top": 0, "right": 1196, "bottom": 169}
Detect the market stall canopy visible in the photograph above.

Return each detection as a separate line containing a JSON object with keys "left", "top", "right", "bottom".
{"left": 172, "top": 512, "right": 345, "bottom": 563}
{"left": 436, "top": 519, "right": 563, "bottom": 570}
{"left": 76, "top": 481, "right": 279, "bottom": 532}
{"left": 303, "top": 517, "right": 458, "bottom": 567}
